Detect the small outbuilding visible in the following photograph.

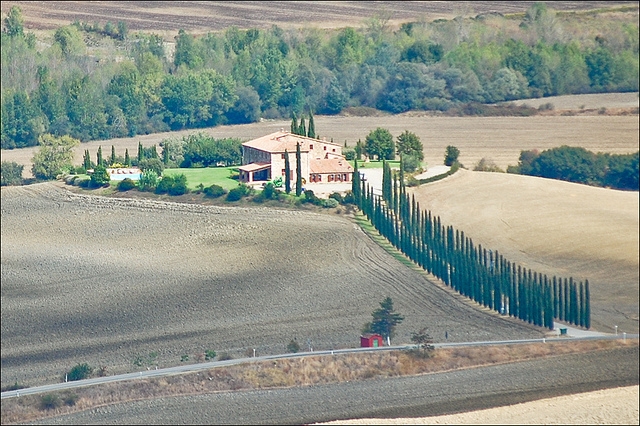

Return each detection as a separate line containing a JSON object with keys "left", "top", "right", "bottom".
{"left": 360, "top": 333, "right": 384, "bottom": 348}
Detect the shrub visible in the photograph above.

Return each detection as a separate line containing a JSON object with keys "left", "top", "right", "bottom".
{"left": 342, "top": 190, "right": 355, "bottom": 205}
{"left": 181, "top": 354, "right": 189, "bottom": 362}
{"left": 203, "top": 184, "right": 226, "bottom": 198}
{"left": 538, "top": 102, "right": 554, "bottom": 111}
{"left": 287, "top": 339, "right": 300, "bottom": 353}
{"left": 473, "top": 158, "right": 504, "bottom": 172}
{"left": 304, "top": 189, "right": 318, "bottom": 204}
{"left": 226, "top": 184, "right": 249, "bottom": 201}
{"left": 67, "top": 363, "right": 93, "bottom": 381}
{"left": 138, "top": 158, "right": 165, "bottom": 176}
{"left": 402, "top": 154, "right": 421, "bottom": 172}
{"left": 117, "top": 178, "right": 136, "bottom": 191}
{"left": 90, "top": 165, "right": 110, "bottom": 187}
{"left": 76, "top": 176, "right": 91, "bottom": 187}
{"left": 138, "top": 170, "right": 159, "bottom": 191}
{"left": 322, "top": 198, "right": 339, "bottom": 208}
{"left": 218, "top": 352, "right": 233, "bottom": 361}
{"left": 328, "top": 192, "right": 344, "bottom": 203}
{"left": 444, "top": 145, "right": 460, "bottom": 166}
{"left": 205, "top": 350, "right": 217, "bottom": 361}
{"left": 40, "top": 394, "right": 61, "bottom": 411}
{"left": 343, "top": 148, "right": 356, "bottom": 160}
{"left": 156, "top": 174, "right": 188, "bottom": 195}
{"left": 1, "top": 161, "right": 24, "bottom": 186}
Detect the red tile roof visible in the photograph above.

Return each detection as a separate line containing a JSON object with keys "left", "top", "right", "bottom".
{"left": 310, "top": 158, "right": 354, "bottom": 174}
{"left": 242, "top": 131, "right": 340, "bottom": 153}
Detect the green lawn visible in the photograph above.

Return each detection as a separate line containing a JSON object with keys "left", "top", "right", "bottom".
{"left": 351, "top": 160, "right": 401, "bottom": 169}
{"left": 163, "top": 167, "right": 241, "bottom": 190}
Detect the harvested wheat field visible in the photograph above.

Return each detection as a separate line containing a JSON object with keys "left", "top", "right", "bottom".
{"left": 2, "top": 93, "right": 638, "bottom": 179}
{"left": 410, "top": 169, "right": 639, "bottom": 334}
{"left": 1, "top": 1, "right": 629, "bottom": 37}
{"left": 0, "top": 182, "right": 544, "bottom": 389}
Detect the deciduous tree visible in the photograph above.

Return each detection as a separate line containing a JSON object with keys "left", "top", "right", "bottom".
{"left": 31, "top": 134, "right": 80, "bottom": 180}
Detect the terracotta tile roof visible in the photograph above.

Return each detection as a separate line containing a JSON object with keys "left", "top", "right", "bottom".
{"left": 309, "top": 158, "right": 354, "bottom": 174}
{"left": 238, "top": 163, "right": 271, "bottom": 172}
{"left": 242, "top": 131, "right": 340, "bottom": 153}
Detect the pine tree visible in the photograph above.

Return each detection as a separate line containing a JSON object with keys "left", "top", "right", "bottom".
{"left": 97, "top": 146, "right": 103, "bottom": 166}
{"left": 299, "top": 117, "right": 306, "bottom": 137}
{"left": 295, "top": 142, "right": 302, "bottom": 197}
{"left": 110, "top": 145, "right": 116, "bottom": 166}
{"left": 307, "top": 112, "right": 316, "bottom": 138}
{"left": 124, "top": 149, "right": 131, "bottom": 166}
{"left": 284, "top": 149, "right": 291, "bottom": 194}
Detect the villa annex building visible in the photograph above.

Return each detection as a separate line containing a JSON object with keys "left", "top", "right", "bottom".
{"left": 238, "top": 130, "right": 354, "bottom": 186}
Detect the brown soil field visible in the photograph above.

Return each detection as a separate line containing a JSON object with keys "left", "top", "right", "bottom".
{"left": 410, "top": 169, "right": 639, "bottom": 334}
{"left": 2, "top": 93, "right": 638, "bottom": 178}
{"left": 1, "top": 1, "right": 633, "bottom": 37}
{"left": 0, "top": 182, "right": 544, "bottom": 390}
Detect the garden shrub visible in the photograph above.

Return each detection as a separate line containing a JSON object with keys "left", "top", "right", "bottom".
{"left": 304, "top": 189, "right": 318, "bottom": 204}
{"left": 328, "top": 192, "right": 343, "bottom": 203}
{"left": 203, "top": 184, "right": 226, "bottom": 198}
{"left": 90, "top": 165, "right": 110, "bottom": 187}
{"left": 156, "top": 174, "right": 188, "bottom": 195}
{"left": 322, "top": 198, "right": 339, "bottom": 208}
{"left": 63, "top": 392, "right": 79, "bottom": 406}
{"left": 138, "top": 170, "right": 158, "bottom": 191}
{"left": 287, "top": 339, "right": 300, "bottom": 353}
{"left": 226, "top": 184, "right": 249, "bottom": 201}
{"left": 75, "top": 176, "right": 91, "bottom": 187}
{"left": 117, "top": 178, "right": 136, "bottom": 191}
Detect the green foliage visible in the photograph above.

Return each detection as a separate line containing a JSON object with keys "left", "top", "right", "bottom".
{"left": 217, "top": 352, "right": 233, "bottom": 361}
{"left": 67, "top": 363, "right": 93, "bottom": 381}
{"left": 181, "top": 354, "right": 189, "bottom": 362}
{"left": 473, "top": 158, "right": 504, "bottom": 172}
{"left": 180, "top": 133, "right": 242, "bottom": 167}
{"left": 31, "top": 134, "right": 80, "bottom": 180}
{"left": 138, "top": 170, "right": 159, "bottom": 191}
{"left": 304, "top": 189, "right": 319, "bottom": 204}
{"left": 156, "top": 173, "right": 188, "bottom": 195}
{"left": 295, "top": 142, "right": 302, "bottom": 196}
{"left": 117, "top": 178, "right": 136, "bottom": 191}
{"left": 205, "top": 350, "right": 217, "bottom": 361}
{"left": 40, "top": 394, "right": 61, "bottom": 411}
{"left": 396, "top": 130, "right": 424, "bottom": 161}
{"left": 226, "top": 184, "right": 250, "bottom": 201}
{"left": 444, "top": 145, "right": 460, "bottom": 166}
{"left": 1, "top": 161, "right": 23, "bottom": 185}
{"left": 365, "top": 128, "right": 395, "bottom": 160}
{"left": 62, "top": 392, "right": 79, "bottom": 406}
{"left": 138, "top": 158, "right": 165, "bottom": 176}
{"left": 409, "top": 328, "right": 435, "bottom": 358}
{"left": 322, "top": 198, "right": 339, "bottom": 208}
{"left": 402, "top": 154, "right": 421, "bottom": 173}
{"left": 4, "top": 6, "right": 24, "bottom": 38}
{"left": 287, "top": 339, "right": 300, "bottom": 353}
{"left": 365, "top": 297, "right": 404, "bottom": 343}
{"left": 90, "top": 165, "right": 110, "bottom": 187}
{"left": 203, "top": 183, "right": 226, "bottom": 198}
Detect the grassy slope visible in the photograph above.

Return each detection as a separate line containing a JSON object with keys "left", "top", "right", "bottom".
{"left": 163, "top": 167, "right": 240, "bottom": 191}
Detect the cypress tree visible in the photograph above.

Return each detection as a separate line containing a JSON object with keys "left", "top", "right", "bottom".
{"left": 151, "top": 145, "right": 158, "bottom": 159}
{"left": 137, "top": 141, "right": 143, "bottom": 163}
{"left": 585, "top": 279, "right": 591, "bottom": 329}
{"left": 564, "top": 278, "right": 569, "bottom": 323}
{"left": 307, "top": 112, "right": 316, "bottom": 138}
{"left": 110, "top": 145, "right": 116, "bottom": 166}
{"left": 579, "top": 281, "right": 585, "bottom": 327}
{"left": 163, "top": 144, "right": 169, "bottom": 165}
{"left": 83, "top": 150, "right": 91, "bottom": 170}
{"left": 124, "top": 149, "right": 131, "bottom": 167}
{"left": 290, "top": 112, "right": 298, "bottom": 134}
{"left": 284, "top": 149, "right": 291, "bottom": 194}
{"left": 295, "top": 142, "right": 302, "bottom": 196}
{"left": 299, "top": 117, "right": 306, "bottom": 137}
{"left": 352, "top": 159, "right": 360, "bottom": 206}
{"left": 97, "top": 146, "right": 103, "bottom": 166}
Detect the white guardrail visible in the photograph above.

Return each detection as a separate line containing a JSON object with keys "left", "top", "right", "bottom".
{"left": 2, "top": 333, "right": 637, "bottom": 399}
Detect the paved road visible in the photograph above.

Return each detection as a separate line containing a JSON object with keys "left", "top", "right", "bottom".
{"left": 3, "top": 333, "right": 636, "bottom": 400}
{"left": 30, "top": 345, "right": 639, "bottom": 425}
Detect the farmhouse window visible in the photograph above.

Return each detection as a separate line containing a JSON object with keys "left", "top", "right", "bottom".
{"left": 281, "top": 154, "right": 285, "bottom": 159}
{"left": 282, "top": 169, "right": 286, "bottom": 176}
{"left": 332, "top": 148, "right": 336, "bottom": 152}
{"left": 310, "top": 144, "right": 314, "bottom": 149}
{"left": 324, "top": 146, "right": 327, "bottom": 151}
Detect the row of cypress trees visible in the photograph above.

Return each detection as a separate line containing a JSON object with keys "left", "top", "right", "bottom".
{"left": 354, "top": 160, "right": 591, "bottom": 330}
{"left": 290, "top": 112, "right": 316, "bottom": 138}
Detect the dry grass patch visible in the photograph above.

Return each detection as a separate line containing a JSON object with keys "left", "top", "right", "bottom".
{"left": 2, "top": 339, "right": 635, "bottom": 425}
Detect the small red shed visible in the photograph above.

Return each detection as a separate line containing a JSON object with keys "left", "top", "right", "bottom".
{"left": 360, "top": 333, "right": 384, "bottom": 348}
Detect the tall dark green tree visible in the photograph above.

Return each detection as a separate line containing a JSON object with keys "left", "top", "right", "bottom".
{"left": 352, "top": 158, "right": 361, "bottom": 206}
{"left": 137, "top": 141, "right": 143, "bottom": 163}
{"left": 124, "top": 149, "right": 131, "bottom": 166}
{"left": 307, "top": 112, "right": 316, "bottom": 138}
{"left": 96, "top": 146, "right": 103, "bottom": 167}
{"left": 110, "top": 145, "right": 117, "bottom": 166}
{"left": 299, "top": 116, "right": 306, "bottom": 137}
{"left": 295, "top": 142, "right": 302, "bottom": 196}
{"left": 162, "top": 144, "right": 170, "bottom": 165}
{"left": 83, "top": 149, "right": 91, "bottom": 170}
{"left": 366, "top": 296, "right": 404, "bottom": 345}
{"left": 396, "top": 130, "right": 424, "bottom": 161}
{"left": 290, "top": 112, "right": 298, "bottom": 134}
{"left": 284, "top": 149, "right": 291, "bottom": 194}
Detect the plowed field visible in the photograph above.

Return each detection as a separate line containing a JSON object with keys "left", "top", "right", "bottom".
{"left": 0, "top": 183, "right": 543, "bottom": 389}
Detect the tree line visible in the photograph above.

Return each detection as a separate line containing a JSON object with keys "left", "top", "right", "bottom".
{"left": 353, "top": 159, "right": 591, "bottom": 330}
{"left": 508, "top": 146, "right": 639, "bottom": 190}
{"left": 2, "top": 3, "right": 638, "bottom": 149}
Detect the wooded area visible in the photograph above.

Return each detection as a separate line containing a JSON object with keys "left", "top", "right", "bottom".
{"left": 1, "top": 3, "right": 638, "bottom": 149}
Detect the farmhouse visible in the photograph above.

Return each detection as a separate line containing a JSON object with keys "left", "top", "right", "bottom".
{"left": 238, "top": 130, "right": 353, "bottom": 186}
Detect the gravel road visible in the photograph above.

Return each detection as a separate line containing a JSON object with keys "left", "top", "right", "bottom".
{"left": 31, "top": 346, "right": 639, "bottom": 425}
{"left": 1, "top": 183, "right": 544, "bottom": 389}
